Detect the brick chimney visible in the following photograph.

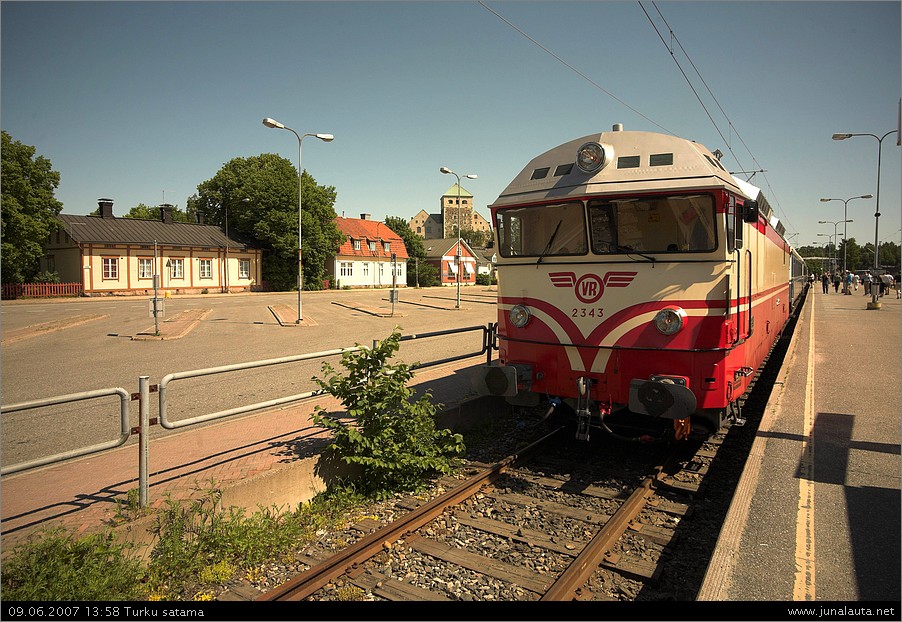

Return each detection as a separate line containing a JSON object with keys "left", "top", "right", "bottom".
{"left": 196, "top": 212, "right": 205, "bottom": 225}
{"left": 160, "top": 204, "right": 174, "bottom": 224}
{"left": 98, "top": 198, "right": 114, "bottom": 218}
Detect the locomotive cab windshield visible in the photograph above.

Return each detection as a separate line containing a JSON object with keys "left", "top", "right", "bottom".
{"left": 495, "top": 193, "right": 717, "bottom": 258}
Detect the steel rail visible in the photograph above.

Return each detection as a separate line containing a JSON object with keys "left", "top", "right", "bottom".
{"left": 541, "top": 445, "right": 680, "bottom": 600}
{"left": 258, "top": 426, "right": 563, "bottom": 601}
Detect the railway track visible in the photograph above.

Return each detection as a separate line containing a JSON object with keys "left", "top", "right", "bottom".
{"left": 217, "top": 420, "right": 722, "bottom": 602}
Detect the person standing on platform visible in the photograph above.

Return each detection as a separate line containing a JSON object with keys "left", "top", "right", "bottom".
{"left": 852, "top": 272, "right": 860, "bottom": 292}
{"left": 822, "top": 272, "right": 830, "bottom": 294}
{"left": 863, "top": 271, "right": 872, "bottom": 295}
{"left": 833, "top": 271, "right": 841, "bottom": 293}
{"left": 844, "top": 270, "right": 853, "bottom": 295}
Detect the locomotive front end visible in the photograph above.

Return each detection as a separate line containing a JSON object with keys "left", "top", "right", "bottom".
{"left": 475, "top": 126, "right": 751, "bottom": 441}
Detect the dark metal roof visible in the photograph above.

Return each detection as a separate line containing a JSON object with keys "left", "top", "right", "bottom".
{"left": 57, "top": 214, "right": 254, "bottom": 250}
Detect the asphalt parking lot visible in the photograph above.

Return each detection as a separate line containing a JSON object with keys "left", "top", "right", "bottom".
{"left": 1, "top": 286, "right": 498, "bottom": 467}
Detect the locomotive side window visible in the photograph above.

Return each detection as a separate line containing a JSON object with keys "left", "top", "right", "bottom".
{"left": 588, "top": 194, "right": 716, "bottom": 253}
{"left": 495, "top": 202, "right": 587, "bottom": 258}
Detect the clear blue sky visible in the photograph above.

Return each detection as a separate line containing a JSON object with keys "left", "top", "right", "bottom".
{"left": 3, "top": 1, "right": 900, "bottom": 249}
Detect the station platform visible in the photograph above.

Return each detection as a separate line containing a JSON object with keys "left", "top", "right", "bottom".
{"left": 698, "top": 287, "right": 901, "bottom": 603}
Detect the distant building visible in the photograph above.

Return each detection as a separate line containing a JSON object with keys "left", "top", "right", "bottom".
{"left": 44, "top": 198, "right": 262, "bottom": 295}
{"left": 424, "top": 238, "right": 478, "bottom": 287}
{"left": 329, "top": 214, "right": 409, "bottom": 288}
{"left": 408, "top": 184, "right": 492, "bottom": 241}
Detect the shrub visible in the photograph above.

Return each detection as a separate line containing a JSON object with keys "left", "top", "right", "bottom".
{"left": 311, "top": 328, "right": 465, "bottom": 496}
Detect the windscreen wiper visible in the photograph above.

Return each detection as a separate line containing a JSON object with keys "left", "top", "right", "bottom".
{"left": 613, "top": 244, "right": 656, "bottom": 262}
{"left": 536, "top": 219, "right": 563, "bottom": 266}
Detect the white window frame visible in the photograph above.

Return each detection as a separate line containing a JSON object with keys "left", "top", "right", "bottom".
{"left": 199, "top": 258, "right": 212, "bottom": 279}
{"left": 102, "top": 257, "right": 118, "bottom": 280}
{"left": 353, "top": 239, "right": 361, "bottom": 251}
{"left": 170, "top": 258, "right": 184, "bottom": 279}
{"left": 138, "top": 258, "right": 153, "bottom": 279}
{"left": 238, "top": 258, "right": 250, "bottom": 279}
{"left": 340, "top": 262, "right": 353, "bottom": 277}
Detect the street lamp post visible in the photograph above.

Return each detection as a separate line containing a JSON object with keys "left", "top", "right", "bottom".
{"left": 819, "top": 195, "right": 872, "bottom": 273}
{"left": 263, "top": 118, "right": 333, "bottom": 323}
{"left": 818, "top": 219, "right": 853, "bottom": 288}
{"left": 817, "top": 233, "right": 837, "bottom": 273}
{"left": 832, "top": 129, "right": 899, "bottom": 309}
{"left": 439, "top": 167, "right": 477, "bottom": 309}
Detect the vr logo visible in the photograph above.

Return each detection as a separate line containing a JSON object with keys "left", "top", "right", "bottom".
{"left": 550, "top": 271, "right": 637, "bottom": 304}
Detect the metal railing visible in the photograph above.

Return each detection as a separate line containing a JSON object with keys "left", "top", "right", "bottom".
{"left": 1, "top": 324, "right": 497, "bottom": 505}
{"left": 1, "top": 387, "right": 131, "bottom": 476}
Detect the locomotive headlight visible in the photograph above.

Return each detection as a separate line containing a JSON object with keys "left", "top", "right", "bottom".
{"left": 653, "top": 306, "right": 687, "bottom": 336}
{"left": 576, "top": 142, "right": 606, "bottom": 173}
{"left": 509, "top": 304, "right": 531, "bottom": 328}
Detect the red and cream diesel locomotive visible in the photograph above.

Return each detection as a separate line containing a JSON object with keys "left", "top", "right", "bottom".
{"left": 477, "top": 124, "right": 807, "bottom": 441}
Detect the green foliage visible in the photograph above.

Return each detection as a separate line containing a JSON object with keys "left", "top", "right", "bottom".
{"left": 33, "top": 270, "right": 61, "bottom": 284}
{"left": 460, "top": 228, "right": 489, "bottom": 249}
{"left": 0, "top": 527, "right": 147, "bottom": 600}
{"left": 311, "top": 329, "right": 465, "bottom": 496}
{"left": 124, "top": 203, "right": 194, "bottom": 222}
{"left": 384, "top": 215, "right": 425, "bottom": 257}
{"left": 1, "top": 131, "right": 63, "bottom": 284}
{"left": 0, "top": 482, "right": 371, "bottom": 601}
{"left": 187, "top": 154, "right": 342, "bottom": 291}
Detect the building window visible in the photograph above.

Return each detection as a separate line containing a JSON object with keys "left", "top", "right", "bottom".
{"left": 383, "top": 242, "right": 391, "bottom": 253}
{"left": 416, "top": 227, "right": 421, "bottom": 234}
{"left": 199, "top": 259, "right": 212, "bottom": 279}
{"left": 102, "top": 257, "right": 118, "bottom": 280}
{"left": 368, "top": 241, "right": 376, "bottom": 252}
{"left": 363, "top": 262, "right": 369, "bottom": 276}
{"left": 353, "top": 239, "right": 361, "bottom": 251}
{"left": 340, "top": 262, "right": 353, "bottom": 277}
{"left": 239, "top": 259, "right": 250, "bottom": 279}
{"left": 170, "top": 258, "right": 184, "bottom": 279}
{"left": 138, "top": 258, "right": 153, "bottom": 279}
{"left": 379, "top": 263, "right": 384, "bottom": 277}
{"left": 46, "top": 255, "right": 56, "bottom": 273}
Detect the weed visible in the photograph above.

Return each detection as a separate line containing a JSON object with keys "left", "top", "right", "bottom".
{"left": 0, "top": 527, "right": 147, "bottom": 601}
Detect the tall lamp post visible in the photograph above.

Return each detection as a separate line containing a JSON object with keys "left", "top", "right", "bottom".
{"left": 818, "top": 219, "right": 853, "bottom": 285}
{"left": 439, "top": 166, "right": 478, "bottom": 309}
{"left": 817, "top": 233, "right": 837, "bottom": 273}
{"left": 263, "top": 117, "right": 334, "bottom": 323}
{"left": 832, "top": 129, "right": 899, "bottom": 309}
{"left": 819, "top": 195, "right": 872, "bottom": 272}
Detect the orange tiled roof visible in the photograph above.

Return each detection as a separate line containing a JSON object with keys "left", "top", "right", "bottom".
{"left": 335, "top": 217, "right": 409, "bottom": 260}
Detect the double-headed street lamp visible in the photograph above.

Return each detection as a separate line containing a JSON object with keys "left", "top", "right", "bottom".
{"left": 439, "top": 166, "right": 477, "bottom": 309}
{"left": 263, "top": 117, "right": 334, "bottom": 323}
{"left": 832, "top": 129, "right": 899, "bottom": 309}
{"left": 818, "top": 219, "right": 853, "bottom": 281}
{"left": 817, "top": 233, "right": 837, "bottom": 273}
{"left": 819, "top": 195, "right": 871, "bottom": 272}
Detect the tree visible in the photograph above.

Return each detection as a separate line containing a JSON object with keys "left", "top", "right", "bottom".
{"left": 1, "top": 131, "right": 63, "bottom": 283}
{"left": 460, "top": 228, "right": 489, "bottom": 249}
{"left": 384, "top": 216, "right": 438, "bottom": 287}
{"left": 187, "top": 154, "right": 343, "bottom": 291}
{"left": 87, "top": 203, "right": 195, "bottom": 222}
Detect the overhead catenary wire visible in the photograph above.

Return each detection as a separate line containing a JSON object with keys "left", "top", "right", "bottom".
{"left": 478, "top": 1, "right": 674, "bottom": 135}
{"left": 640, "top": 1, "right": 795, "bottom": 234}
{"left": 479, "top": 1, "right": 796, "bottom": 238}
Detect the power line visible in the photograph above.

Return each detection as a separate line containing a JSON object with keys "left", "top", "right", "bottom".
{"left": 641, "top": 1, "right": 794, "bottom": 234}
{"left": 479, "top": 1, "right": 674, "bottom": 134}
